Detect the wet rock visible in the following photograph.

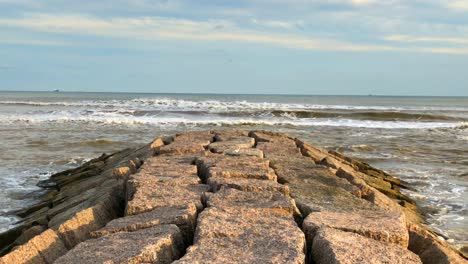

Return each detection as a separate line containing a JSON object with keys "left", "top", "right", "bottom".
{"left": 312, "top": 228, "right": 422, "bottom": 264}
{"left": 205, "top": 188, "right": 298, "bottom": 216}
{"left": 408, "top": 224, "right": 467, "bottom": 264}
{"left": 55, "top": 225, "right": 184, "bottom": 264}
{"left": 303, "top": 211, "right": 409, "bottom": 247}
{"left": 176, "top": 207, "right": 305, "bottom": 263}
{"left": 207, "top": 177, "right": 290, "bottom": 195}
{"left": 91, "top": 204, "right": 197, "bottom": 246}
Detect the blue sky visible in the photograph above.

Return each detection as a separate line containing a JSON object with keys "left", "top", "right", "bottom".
{"left": 0, "top": 0, "right": 467, "bottom": 95}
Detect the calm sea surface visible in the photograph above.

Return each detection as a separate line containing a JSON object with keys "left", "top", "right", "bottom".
{"left": 0, "top": 91, "right": 467, "bottom": 249}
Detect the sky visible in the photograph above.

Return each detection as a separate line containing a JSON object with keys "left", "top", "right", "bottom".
{"left": 0, "top": 0, "right": 467, "bottom": 96}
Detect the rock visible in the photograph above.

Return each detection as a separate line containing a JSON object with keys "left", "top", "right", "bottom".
{"left": 208, "top": 137, "right": 255, "bottom": 153}
{"left": 174, "top": 131, "right": 214, "bottom": 146}
{"left": 312, "top": 228, "right": 422, "bottom": 264}
{"left": 111, "top": 166, "right": 131, "bottom": 180}
{"left": 197, "top": 155, "right": 276, "bottom": 181}
{"left": 213, "top": 130, "right": 249, "bottom": 141}
{"left": 175, "top": 207, "right": 305, "bottom": 263}
{"left": 249, "top": 130, "right": 295, "bottom": 144}
{"left": 125, "top": 184, "right": 209, "bottom": 215}
{"left": 223, "top": 148, "right": 264, "bottom": 158}
{"left": 295, "top": 140, "right": 329, "bottom": 163}
{"left": 13, "top": 225, "right": 46, "bottom": 246}
{"left": 408, "top": 224, "right": 467, "bottom": 264}
{"left": 156, "top": 143, "right": 205, "bottom": 156}
{"left": 207, "top": 177, "right": 290, "bottom": 196}
{"left": 150, "top": 137, "right": 165, "bottom": 151}
{"left": 91, "top": 204, "right": 197, "bottom": 246}
{"left": 54, "top": 225, "right": 184, "bottom": 264}
{"left": 0, "top": 229, "right": 67, "bottom": 264}
{"left": 289, "top": 179, "right": 379, "bottom": 216}
{"left": 206, "top": 165, "right": 277, "bottom": 181}
{"left": 55, "top": 194, "right": 120, "bottom": 249}
{"left": 256, "top": 142, "right": 302, "bottom": 160}
{"left": 303, "top": 211, "right": 409, "bottom": 247}
{"left": 205, "top": 188, "right": 298, "bottom": 217}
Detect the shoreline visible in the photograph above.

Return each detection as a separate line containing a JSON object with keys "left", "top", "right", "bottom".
{"left": 1, "top": 130, "right": 466, "bottom": 263}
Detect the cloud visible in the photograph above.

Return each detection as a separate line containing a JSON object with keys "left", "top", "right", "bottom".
{"left": 0, "top": 13, "right": 467, "bottom": 54}
{"left": 446, "top": 1, "right": 468, "bottom": 12}
{"left": 385, "top": 35, "right": 468, "bottom": 45}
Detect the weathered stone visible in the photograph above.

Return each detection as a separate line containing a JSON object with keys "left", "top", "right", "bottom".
{"left": 295, "top": 139, "right": 329, "bottom": 163}
{"left": 156, "top": 143, "right": 205, "bottom": 156}
{"left": 125, "top": 184, "right": 209, "bottom": 215}
{"left": 111, "top": 166, "right": 131, "bottom": 180}
{"left": 174, "top": 131, "right": 213, "bottom": 146}
{"left": 272, "top": 158, "right": 361, "bottom": 196}
{"left": 312, "top": 228, "right": 422, "bottom": 264}
{"left": 150, "top": 137, "right": 165, "bottom": 151}
{"left": 214, "top": 130, "right": 249, "bottom": 141}
{"left": 208, "top": 137, "right": 255, "bottom": 153}
{"left": 206, "top": 166, "right": 277, "bottom": 181}
{"left": 55, "top": 225, "right": 184, "bottom": 264}
{"left": 13, "top": 225, "right": 46, "bottom": 246}
{"left": 175, "top": 207, "right": 305, "bottom": 263}
{"left": 288, "top": 180, "right": 379, "bottom": 216}
{"left": 197, "top": 155, "right": 276, "bottom": 181}
{"left": 205, "top": 188, "right": 298, "bottom": 216}
{"left": 408, "top": 224, "right": 467, "bottom": 264}
{"left": 207, "top": 177, "right": 290, "bottom": 196}
{"left": 257, "top": 142, "right": 302, "bottom": 159}
{"left": 303, "top": 211, "right": 409, "bottom": 247}
{"left": 91, "top": 204, "right": 197, "bottom": 246}
{"left": 223, "top": 148, "right": 264, "bottom": 158}
{"left": 55, "top": 194, "right": 120, "bottom": 249}
{"left": 127, "top": 173, "right": 201, "bottom": 199}
{"left": 0, "top": 229, "right": 67, "bottom": 264}
{"left": 249, "top": 130, "right": 296, "bottom": 144}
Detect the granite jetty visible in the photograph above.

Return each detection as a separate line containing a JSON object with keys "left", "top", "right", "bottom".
{"left": 0, "top": 130, "right": 466, "bottom": 264}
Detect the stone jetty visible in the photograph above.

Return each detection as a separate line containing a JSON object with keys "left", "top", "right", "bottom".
{"left": 0, "top": 130, "right": 466, "bottom": 264}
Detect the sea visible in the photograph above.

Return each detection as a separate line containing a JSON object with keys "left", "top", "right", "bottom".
{"left": 0, "top": 91, "right": 467, "bottom": 250}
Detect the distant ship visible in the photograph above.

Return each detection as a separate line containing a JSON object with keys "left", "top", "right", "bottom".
{"left": 52, "top": 89, "right": 60, "bottom": 92}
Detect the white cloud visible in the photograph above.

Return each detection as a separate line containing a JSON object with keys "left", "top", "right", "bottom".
{"left": 446, "top": 0, "right": 468, "bottom": 12}
{"left": 0, "top": 13, "right": 467, "bottom": 54}
{"left": 385, "top": 35, "right": 468, "bottom": 44}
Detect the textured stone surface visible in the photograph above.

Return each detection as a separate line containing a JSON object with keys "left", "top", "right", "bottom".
{"left": 303, "top": 211, "right": 409, "bottom": 247}
{"left": 55, "top": 194, "right": 120, "bottom": 249}
{"left": 312, "top": 228, "right": 422, "bottom": 264}
{"left": 197, "top": 155, "right": 276, "bottom": 181}
{"left": 223, "top": 148, "right": 264, "bottom": 158}
{"left": 126, "top": 184, "right": 209, "bottom": 215}
{"left": 55, "top": 225, "right": 184, "bottom": 264}
{"left": 0, "top": 229, "right": 67, "bottom": 264}
{"left": 208, "top": 137, "right": 255, "bottom": 153}
{"left": 91, "top": 204, "right": 197, "bottom": 245}
{"left": 205, "top": 188, "right": 298, "bottom": 216}
{"left": 176, "top": 207, "right": 305, "bottom": 264}
{"left": 207, "top": 177, "right": 290, "bottom": 195}
{"left": 408, "top": 224, "right": 467, "bottom": 264}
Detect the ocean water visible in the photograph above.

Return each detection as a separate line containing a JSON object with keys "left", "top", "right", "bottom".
{"left": 0, "top": 91, "right": 467, "bottom": 249}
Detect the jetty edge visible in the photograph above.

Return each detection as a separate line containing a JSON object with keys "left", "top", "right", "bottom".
{"left": 0, "top": 130, "right": 465, "bottom": 263}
